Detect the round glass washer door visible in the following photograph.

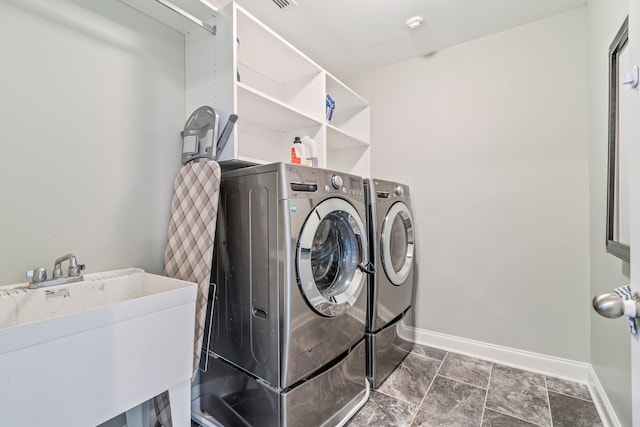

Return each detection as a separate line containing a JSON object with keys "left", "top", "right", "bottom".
{"left": 381, "top": 201, "right": 414, "bottom": 286}
{"left": 296, "top": 198, "right": 368, "bottom": 318}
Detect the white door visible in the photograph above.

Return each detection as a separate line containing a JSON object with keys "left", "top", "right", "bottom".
{"left": 628, "top": 1, "right": 640, "bottom": 425}
{"left": 596, "top": 4, "right": 640, "bottom": 425}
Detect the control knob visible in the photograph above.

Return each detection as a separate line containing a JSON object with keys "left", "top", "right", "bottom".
{"left": 394, "top": 185, "right": 405, "bottom": 197}
{"left": 331, "top": 175, "right": 343, "bottom": 189}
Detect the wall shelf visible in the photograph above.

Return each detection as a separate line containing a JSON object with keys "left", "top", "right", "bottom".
{"left": 186, "top": 3, "right": 371, "bottom": 176}
{"left": 238, "top": 83, "right": 322, "bottom": 132}
{"left": 326, "top": 124, "right": 369, "bottom": 150}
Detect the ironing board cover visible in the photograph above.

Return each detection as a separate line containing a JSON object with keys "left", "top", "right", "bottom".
{"left": 154, "top": 160, "right": 221, "bottom": 426}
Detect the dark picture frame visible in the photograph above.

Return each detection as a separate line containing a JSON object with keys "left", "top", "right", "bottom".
{"left": 606, "top": 16, "right": 630, "bottom": 263}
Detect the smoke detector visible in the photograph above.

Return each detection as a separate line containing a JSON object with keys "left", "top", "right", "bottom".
{"left": 406, "top": 16, "right": 425, "bottom": 30}
{"left": 272, "top": 0, "right": 298, "bottom": 10}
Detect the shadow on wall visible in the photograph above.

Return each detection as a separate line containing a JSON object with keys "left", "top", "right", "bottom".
{"left": 6, "top": 0, "right": 145, "bottom": 53}
{"left": 0, "top": 0, "right": 184, "bottom": 284}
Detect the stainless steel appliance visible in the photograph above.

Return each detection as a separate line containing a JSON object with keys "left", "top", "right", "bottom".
{"left": 196, "top": 163, "right": 370, "bottom": 426}
{"left": 364, "top": 178, "right": 416, "bottom": 389}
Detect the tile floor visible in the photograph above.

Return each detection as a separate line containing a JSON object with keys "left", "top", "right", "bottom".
{"left": 347, "top": 344, "right": 602, "bottom": 427}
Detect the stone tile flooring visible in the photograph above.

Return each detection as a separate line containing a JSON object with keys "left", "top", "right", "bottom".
{"left": 347, "top": 344, "right": 602, "bottom": 427}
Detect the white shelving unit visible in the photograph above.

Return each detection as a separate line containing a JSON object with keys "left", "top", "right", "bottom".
{"left": 186, "top": 3, "right": 370, "bottom": 176}
{"left": 120, "top": 0, "right": 371, "bottom": 176}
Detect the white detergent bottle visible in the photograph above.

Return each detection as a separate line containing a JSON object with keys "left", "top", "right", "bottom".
{"left": 290, "top": 136, "right": 309, "bottom": 165}
{"left": 302, "top": 135, "right": 317, "bottom": 167}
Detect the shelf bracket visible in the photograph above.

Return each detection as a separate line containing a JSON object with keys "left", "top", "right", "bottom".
{"left": 155, "top": 0, "right": 217, "bottom": 35}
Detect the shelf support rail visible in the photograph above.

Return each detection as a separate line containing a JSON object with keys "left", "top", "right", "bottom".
{"left": 155, "top": 0, "right": 217, "bottom": 35}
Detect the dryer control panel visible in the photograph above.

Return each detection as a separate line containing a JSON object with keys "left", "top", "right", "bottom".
{"left": 366, "top": 178, "right": 411, "bottom": 206}
{"left": 375, "top": 182, "right": 408, "bottom": 200}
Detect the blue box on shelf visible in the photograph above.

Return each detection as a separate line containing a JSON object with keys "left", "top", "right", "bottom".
{"left": 326, "top": 94, "right": 335, "bottom": 122}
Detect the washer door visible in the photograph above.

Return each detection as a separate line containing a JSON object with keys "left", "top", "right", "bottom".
{"left": 381, "top": 201, "right": 414, "bottom": 286}
{"left": 297, "top": 198, "right": 367, "bottom": 317}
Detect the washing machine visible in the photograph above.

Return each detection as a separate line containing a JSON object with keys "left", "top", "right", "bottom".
{"left": 364, "top": 178, "right": 416, "bottom": 389}
{"left": 196, "top": 162, "right": 369, "bottom": 427}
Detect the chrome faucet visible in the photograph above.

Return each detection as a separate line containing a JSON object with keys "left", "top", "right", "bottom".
{"left": 52, "top": 253, "right": 84, "bottom": 279}
{"left": 26, "top": 253, "right": 85, "bottom": 289}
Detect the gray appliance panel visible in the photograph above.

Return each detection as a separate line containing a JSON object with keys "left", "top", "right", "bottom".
{"left": 366, "top": 313, "right": 414, "bottom": 389}
{"left": 211, "top": 164, "right": 367, "bottom": 389}
{"left": 365, "top": 178, "right": 415, "bottom": 332}
{"left": 211, "top": 170, "right": 281, "bottom": 387}
{"left": 198, "top": 339, "right": 367, "bottom": 427}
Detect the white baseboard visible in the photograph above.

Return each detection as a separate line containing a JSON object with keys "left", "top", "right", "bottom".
{"left": 588, "top": 365, "right": 623, "bottom": 427}
{"left": 399, "top": 323, "right": 621, "bottom": 427}
{"left": 399, "top": 322, "right": 590, "bottom": 381}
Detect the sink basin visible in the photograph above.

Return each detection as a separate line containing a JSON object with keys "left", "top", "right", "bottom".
{"left": 0, "top": 268, "right": 197, "bottom": 427}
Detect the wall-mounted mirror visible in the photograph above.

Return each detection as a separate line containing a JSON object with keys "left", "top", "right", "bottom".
{"left": 606, "top": 16, "right": 631, "bottom": 264}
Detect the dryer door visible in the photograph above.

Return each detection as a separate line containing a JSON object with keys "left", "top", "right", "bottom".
{"left": 297, "top": 198, "right": 368, "bottom": 318}
{"left": 381, "top": 201, "right": 415, "bottom": 286}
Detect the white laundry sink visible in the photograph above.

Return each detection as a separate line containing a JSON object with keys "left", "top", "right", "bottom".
{"left": 0, "top": 268, "right": 197, "bottom": 427}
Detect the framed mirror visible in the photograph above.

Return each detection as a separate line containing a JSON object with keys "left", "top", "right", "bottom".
{"left": 606, "top": 16, "right": 631, "bottom": 263}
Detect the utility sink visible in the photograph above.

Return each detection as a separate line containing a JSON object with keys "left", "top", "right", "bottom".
{"left": 0, "top": 268, "right": 197, "bottom": 427}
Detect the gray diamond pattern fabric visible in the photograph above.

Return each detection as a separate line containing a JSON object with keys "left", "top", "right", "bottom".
{"left": 154, "top": 160, "right": 221, "bottom": 427}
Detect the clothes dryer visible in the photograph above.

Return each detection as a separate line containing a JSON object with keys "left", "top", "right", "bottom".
{"left": 364, "top": 178, "right": 416, "bottom": 389}
{"left": 197, "top": 163, "right": 370, "bottom": 426}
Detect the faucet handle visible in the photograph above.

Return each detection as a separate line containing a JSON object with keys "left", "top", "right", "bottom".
{"left": 69, "top": 263, "right": 85, "bottom": 277}
{"left": 26, "top": 267, "right": 47, "bottom": 283}
{"left": 52, "top": 264, "right": 63, "bottom": 279}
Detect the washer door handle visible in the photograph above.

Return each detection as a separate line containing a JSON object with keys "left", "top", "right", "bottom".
{"left": 358, "top": 262, "right": 376, "bottom": 275}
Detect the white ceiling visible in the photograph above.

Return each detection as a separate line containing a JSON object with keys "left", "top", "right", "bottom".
{"left": 233, "top": 0, "right": 587, "bottom": 80}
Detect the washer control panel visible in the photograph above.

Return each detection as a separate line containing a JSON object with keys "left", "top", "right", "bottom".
{"left": 345, "top": 176, "right": 364, "bottom": 197}
{"left": 285, "top": 165, "right": 364, "bottom": 199}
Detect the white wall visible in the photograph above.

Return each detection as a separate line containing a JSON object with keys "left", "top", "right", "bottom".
{"left": 587, "top": 0, "right": 632, "bottom": 425}
{"left": 0, "top": 0, "right": 185, "bottom": 285}
{"left": 349, "top": 9, "right": 590, "bottom": 361}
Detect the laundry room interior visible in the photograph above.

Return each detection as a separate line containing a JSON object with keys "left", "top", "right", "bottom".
{"left": 0, "top": 0, "right": 637, "bottom": 426}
